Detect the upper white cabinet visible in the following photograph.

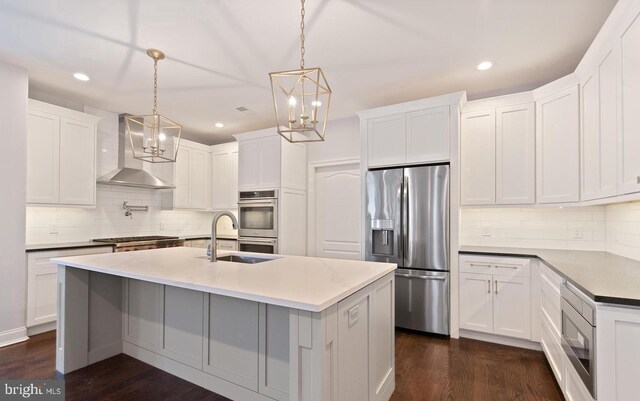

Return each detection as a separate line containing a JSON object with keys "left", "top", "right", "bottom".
{"left": 27, "top": 99, "right": 100, "bottom": 206}
{"left": 536, "top": 85, "right": 580, "bottom": 204}
{"left": 365, "top": 106, "right": 449, "bottom": 168}
{"left": 461, "top": 110, "right": 496, "bottom": 205}
{"left": 211, "top": 142, "right": 238, "bottom": 210}
{"left": 581, "top": 48, "right": 619, "bottom": 201}
{"left": 161, "top": 138, "right": 212, "bottom": 210}
{"left": 619, "top": 11, "right": 640, "bottom": 195}
{"left": 461, "top": 96, "right": 535, "bottom": 206}
{"left": 235, "top": 129, "right": 306, "bottom": 191}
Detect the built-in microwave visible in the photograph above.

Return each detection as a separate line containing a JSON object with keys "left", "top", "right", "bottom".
{"left": 238, "top": 190, "right": 278, "bottom": 238}
{"left": 238, "top": 237, "right": 278, "bottom": 254}
{"left": 561, "top": 282, "right": 597, "bottom": 399}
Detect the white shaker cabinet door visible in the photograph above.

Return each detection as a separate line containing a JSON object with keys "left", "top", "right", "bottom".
{"left": 174, "top": 147, "right": 191, "bottom": 209}
{"left": 493, "top": 275, "right": 531, "bottom": 340}
{"left": 581, "top": 73, "right": 601, "bottom": 201}
{"left": 258, "top": 136, "right": 281, "bottom": 189}
{"left": 367, "top": 114, "right": 406, "bottom": 168}
{"left": 212, "top": 148, "right": 236, "bottom": 210}
{"left": 238, "top": 139, "right": 260, "bottom": 189}
{"left": 495, "top": 103, "right": 535, "bottom": 205}
{"left": 461, "top": 110, "right": 496, "bottom": 205}
{"left": 59, "top": 117, "right": 96, "bottom": 206}
{"left": 459, "top": 272, "right": 494, "bottom": 334}
{"left": 189, "top": 148, "right": 209, "bottom": 209}
{"left": 536, "top": 86, "right": 580, "bottom": 204}
{"left": 619, "top": 14, "right": 640, "bottom": 195}
{"left": 26, "top": 110, "right": 60, "bottom": 204}
{"left": 405, "top": 106, "right": 449, "bottom": 164}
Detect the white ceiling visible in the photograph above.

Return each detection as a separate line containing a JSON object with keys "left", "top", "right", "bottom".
{"left": 0, "top": 0, "right": 617, "bottom": 144}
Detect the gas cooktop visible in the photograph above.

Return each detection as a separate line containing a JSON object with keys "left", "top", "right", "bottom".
{"left": 92, "top": 236, "right": 180, "bottom": 244}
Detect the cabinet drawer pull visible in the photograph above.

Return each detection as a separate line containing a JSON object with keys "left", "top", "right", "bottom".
{"left": 469, "top": 263, "right": 492, "bottom": 268}
{"left": 495, "top": 279, "right": 498, "bottom": 294}
{"left": 487, "top": 279, "right": 491, "bottom": 293}
{"left": 494, "top": 264, "right": 519, "bottom": 270}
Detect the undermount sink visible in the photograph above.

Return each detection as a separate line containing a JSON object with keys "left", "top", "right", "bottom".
{"left": 216, "top": 255, "right": 273, "bottom": 264}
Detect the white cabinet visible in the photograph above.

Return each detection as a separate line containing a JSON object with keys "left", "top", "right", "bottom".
{"left": 581, "top": 48, "right": 619, "bottom": 201}
{"left": 459, "top": 255, "right": 532, "bottom": 340}
{"left": 495, "top": 103, "right": 535, "bottom": 204}
{"left": 366, "top": 106, "right": 449, "bottom": 168}
{"left": 461, "top": 101, "right": 535, "bottom": 206}
{"left": 211, "top": 142, "right": 238, "bottom": 210}
{"left": 235, "top": 129, "right": 307, "bottom": 191}
{"left": 27, "top": 246, "right": 112, "bottom": 330}
{"left": 461, "top": 110, "right": 496, "bottom": 205}
{"left": 27, "top": 100, "right": 100, "bottom": 206}
{"left": 536, "top": 86, "right": 580, "bottom": 204}
{"left": 217, "top": 239, "right": 237, "bottom": 251}
{"left": 161, "top": 139, "right": 212, "bottom": 210}
{"left": 619, "top": 11, "right": 640, "bottom": 195}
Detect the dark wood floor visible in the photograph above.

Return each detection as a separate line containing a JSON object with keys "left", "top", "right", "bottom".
{"left": 0, "top": 330, "right": 563, "bottom": 401}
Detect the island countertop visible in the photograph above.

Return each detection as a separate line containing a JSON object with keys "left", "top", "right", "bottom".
{"left": 52, "top": 247, "right": 396, "bottom": 312}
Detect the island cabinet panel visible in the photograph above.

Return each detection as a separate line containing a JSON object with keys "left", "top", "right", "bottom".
{"left": 123, "top": 279, "right": 162, "bottom": 353}
{"left": 204, "top": 294, "right": 260, "bottom": 391}
{"left": 369, "top": 273, "right": 395, "bottom": 401}
{"left": 158, "top": 286, "right": 204, "bottom": 369}
{"left": 338, "top": 288, "right": 371, "bottom": 401}
{"left": 258, "top": 304, "right": 290, "bottom": 401}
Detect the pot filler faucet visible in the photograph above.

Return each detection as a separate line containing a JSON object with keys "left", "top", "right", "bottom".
{"left": 209, "top": 211, "right": 238, "bottom": 262}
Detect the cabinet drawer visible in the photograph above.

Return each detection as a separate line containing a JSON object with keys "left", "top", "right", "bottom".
{"left": 217, "top": 240, "right": 237, "bottom": 251}
{"left": 540, "top": 262, "right": 563, "bottom": 291}
{"left": 459, "top": 255, "right": 530, "bottom": 278}
{"left": 541, "top": 273, "right": 562, "bottom": 338}
{"left": 540, "top": 316, "right": 565, "bottom": 390}
{"left": 564, "top": 353, "right": 593, "bottom": 401}
{"left": 27, "top": 247, "right": 113, "bottom": 270}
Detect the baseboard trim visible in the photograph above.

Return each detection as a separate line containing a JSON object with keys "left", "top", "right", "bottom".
{"left": 460, "top": 329, "right": 542, "bottom": 351}
{"left": 27, "top": 322, "right": 56, "bottom": 336}
{"left": 0, "top": 326, "right": 28, "bottom": 348}
{"left": 88, "top": 341, "right": 122, "bottom": 365}
{"left": 123, "top": 341, "right": 275, "bottom": 401}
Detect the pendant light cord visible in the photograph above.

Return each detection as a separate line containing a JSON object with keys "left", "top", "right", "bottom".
{"left": 300, "top": 0, "right": 305, "bottom": 69}
{"left": 153, "top": 58, "right": 158, "bottom": 116}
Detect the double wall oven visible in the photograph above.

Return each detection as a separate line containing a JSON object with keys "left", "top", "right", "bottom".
{"left": 237, "top": 190, "right": 278, "bottom": 254}
{"left": 561, "top": 282, "right": 597, "bottom": 398}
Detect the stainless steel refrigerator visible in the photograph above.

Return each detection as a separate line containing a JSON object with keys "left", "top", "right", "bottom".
{"left": 365, "top": 164, "right": 449, "bottom": 335}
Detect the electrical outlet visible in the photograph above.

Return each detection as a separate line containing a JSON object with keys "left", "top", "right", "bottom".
{"left": 572, "top": 229, "right": 583, "bottom": 239}
{"left": 160, "top": 222, "right": 166, "bottom": 231}
{"left": 49, "top": 224, "right": 58, "bottom": 234}
{"left": 481, "top": 225, "right": 491, "bottom": 237}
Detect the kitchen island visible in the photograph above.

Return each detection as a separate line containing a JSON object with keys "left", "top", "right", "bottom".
{"left": 52, "top": 247, "right": 396, "bottom": 401}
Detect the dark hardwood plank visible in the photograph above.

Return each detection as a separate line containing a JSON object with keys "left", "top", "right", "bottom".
{"left": 0, "top": 329, "right": 563, "bottom": 401}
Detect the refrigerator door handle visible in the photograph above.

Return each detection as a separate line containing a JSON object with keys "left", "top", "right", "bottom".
{"left": 402, "top": 175, "right": 409, "bottom": 266}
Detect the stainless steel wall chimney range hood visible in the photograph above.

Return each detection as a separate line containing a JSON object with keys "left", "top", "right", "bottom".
{"left": 97, "top": 114, "right": 175, "bottom": 189}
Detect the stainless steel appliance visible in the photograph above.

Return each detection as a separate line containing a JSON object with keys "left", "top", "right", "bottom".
{"left": 561, "top": 282, "right": 597, "bottom": 398}
{"left": 92, "top": 235, "right": 184, "bottom": 252}
{"left": 238, "top": 190, "right": 278, "bottom": 238}
{"left": 365, "top": 164, "right": 449, "bottom": 335}
{"left": 238, "top": 237, "right": 278, "bottom": 254}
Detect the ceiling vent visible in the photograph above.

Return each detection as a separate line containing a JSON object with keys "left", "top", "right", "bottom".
{"left": 235, "top": 106, "right": 249, "bottom": 112}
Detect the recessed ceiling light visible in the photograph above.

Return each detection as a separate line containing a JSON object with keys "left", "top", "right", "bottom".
{"left": 477, "top": 61, "right": 493, "bottom": 71}
{"left": 214, "top": 122, "right": 224, "bottom": 128}
{"left": 73, "top": 72, "right": 90, "bottom": 81}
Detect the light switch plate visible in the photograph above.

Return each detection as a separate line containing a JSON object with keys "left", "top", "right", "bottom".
{"left": 49, "top": 224, "right": 58, "bottom": 234}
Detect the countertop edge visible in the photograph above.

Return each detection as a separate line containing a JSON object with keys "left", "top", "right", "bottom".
{"left": 26, "top": 243, "right": 115, "bottom": 252}
{"left": 52, "top": 257, "right": 396, "bottom": 312}
{"left": 459, "top": 248, "right": 640, "bottom": 307}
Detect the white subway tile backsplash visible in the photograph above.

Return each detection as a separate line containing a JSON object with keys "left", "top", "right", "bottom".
{"left": 461, "top": 207, "right": 606, "bottom": 251}
{"left": 605, "top": 201, "right": 640, "bottom": 261}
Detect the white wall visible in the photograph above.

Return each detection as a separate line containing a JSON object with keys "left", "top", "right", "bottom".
{"left": 25, "top": 107, "right": 220, "bottom": 244}
{"left": 605, "top": 201, "right": 640, "bottom": 260}
{"left": 461, "top": 207, "right": 606, "bottom": 250}
{"left": 0, "top": 62, "right": 28, "bottom": 346}
{"left": 306, "top": 117, "right": 360, "bottom": 164}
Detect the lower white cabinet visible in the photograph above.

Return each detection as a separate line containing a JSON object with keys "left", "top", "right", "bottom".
{"left": 217, "top": 239, "right": 237, "bottom": 251}
{"left": 27, "top": 246, "right": 112, "bottom": 329}
{"left": 564, "top": 352, "right": 593, "bottom": 401}
{"left": 459, "top": 255, "right": 532, "bottom": 340}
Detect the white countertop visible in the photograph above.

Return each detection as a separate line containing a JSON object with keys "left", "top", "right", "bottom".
{"left": 52, "top": 247, "right": 396, "bottom": 312}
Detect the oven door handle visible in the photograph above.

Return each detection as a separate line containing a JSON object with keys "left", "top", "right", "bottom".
{"left": 238, "top": 238, "right": 278, "bottom": 245}
{"left": 238, "top": 199, "right": 278, "bottom": 206}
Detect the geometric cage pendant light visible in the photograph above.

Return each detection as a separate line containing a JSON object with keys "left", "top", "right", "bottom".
{"left": 126, "top": 49, "right": 182, "bottom": 163}
{"left": 269, "top": 0, "right": 332, "bottom": 143}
